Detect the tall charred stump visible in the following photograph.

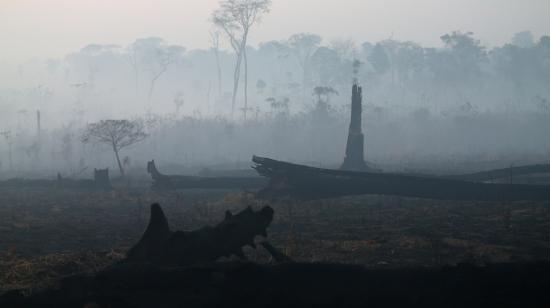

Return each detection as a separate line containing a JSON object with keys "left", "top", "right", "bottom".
{"left": 341, "top": 84, "right": 368, "bottom": 171}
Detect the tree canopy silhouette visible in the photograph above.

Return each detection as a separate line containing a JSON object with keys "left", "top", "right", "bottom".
{"left": 81, "top": 119, "right": 148, "bottom": 177}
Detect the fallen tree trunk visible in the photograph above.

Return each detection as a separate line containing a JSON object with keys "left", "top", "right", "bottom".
{"left": 252, "top": 156, "right": 550, "bottom": 201}
{"left": 147, "top": 160, "right": 267, "bottom": 190}
{"left": 447, "top": 164, "right": 550, "bottom": 182}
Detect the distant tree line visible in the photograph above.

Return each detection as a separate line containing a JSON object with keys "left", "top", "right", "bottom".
{"left": 1, "top": 25, "right": 550, "bottom": 175}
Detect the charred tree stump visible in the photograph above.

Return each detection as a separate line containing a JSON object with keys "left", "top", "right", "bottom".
{"left": 147, "top": 160, "right": 174, "bottom": 189}
{"left": 93, "top": 168, "right": 111, "bottom": 189}
{"left": 50, "top": 169, "right": 112, "bottom": 190}
{"left": 124, "top": 203, "right": 278, "bottom": 266}
{"left": 341, "top": 83, "right": 369, "bottom": 171}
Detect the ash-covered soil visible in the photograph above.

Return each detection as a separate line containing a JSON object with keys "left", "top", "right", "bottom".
{"left": 1, "top": 187, "right": 550, "bottom": 293}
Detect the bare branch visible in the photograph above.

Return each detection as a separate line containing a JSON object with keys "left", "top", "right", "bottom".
{"left": 81, "top": 119, "right": 148, "bottom": 176}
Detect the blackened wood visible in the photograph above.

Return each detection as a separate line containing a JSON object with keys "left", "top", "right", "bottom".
{"left": 253, "top": 156, "right": 550, "bottom": 201}
{"left": 341, "top": 83, "right": 369, "bottom": 171}
{"left": 147, "top": 160, "right": 267, "bottom": 190}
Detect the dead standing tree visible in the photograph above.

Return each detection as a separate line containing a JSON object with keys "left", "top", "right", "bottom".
{"left": 145, "top": 45, "right": 185, "bottom": 106}
{"left": 127, "top": 38, "right": 185, "bottom": 109}
{"left": 212, "top": 0, "right": 271, "bottom": 119}
{"left": 340, "top": 83, "right": 368, "bottom": 171}
{"left": 81, "top": 119, "right": 148, "bottom": 177}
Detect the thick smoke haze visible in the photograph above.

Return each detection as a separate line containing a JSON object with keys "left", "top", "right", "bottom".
{"left": 0, "top": 0, "right": 549, "bottom": 178}
{"left": 3, "top": 3, "right": 550, "bottom": 305}
{"left": 2, "top": 0, "right": 550, "bottom": 61}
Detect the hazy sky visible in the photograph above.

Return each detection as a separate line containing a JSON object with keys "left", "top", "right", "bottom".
{"left": 1, "top": 0, "right": 550, "bottom": 63}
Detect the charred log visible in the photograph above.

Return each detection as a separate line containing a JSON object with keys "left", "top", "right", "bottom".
{"left": 447, "top": 163, "right": 550, "bottom": 183}
{"left": 124, "top": 203, "right": 276, "bottom": 266}
{"left": 0, "top": 169, "right": 111, "bottom": 190}
{"left": 253, "top": 156, "right": 550, "bottom": 201}
{"left": 146, "top": 160, "right": 267, "bottom": 190}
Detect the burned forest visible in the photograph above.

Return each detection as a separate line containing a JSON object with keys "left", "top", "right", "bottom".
{"left": 2, "top": 1, "right": 550, "bottom": 307}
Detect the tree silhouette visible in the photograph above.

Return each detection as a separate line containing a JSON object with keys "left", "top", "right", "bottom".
{"left": 440, "top": 31, "right": 486, "bottom": 80}
{"left": 313, "top": 86, "right": 339, "bottom": 109}
{"left": 512, "top": 31, "right": 535, "bottom": 48}
{"left": 129, "top": 37, "right": 185, "bottom": 107}
{"left": 81, "top": 119, "right": 148, "bottom": 177}
{"left": 212, "top": 0, "right": 271, "bottom": 119}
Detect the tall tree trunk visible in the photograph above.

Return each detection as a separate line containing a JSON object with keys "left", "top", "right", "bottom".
{"left": 231, "top": 50, "right": 243, "bottom": 118}
{"left": 113, "top": 145, "right": 125, "bottom": 177}
{"left": 148, "top": 69, "right": 166, "bottom": 108}
{"left": 243, "top": 46, "right": 249, "bottom": 121}
{"left": 214, "top": 48, "right": 222, "bottom": 98}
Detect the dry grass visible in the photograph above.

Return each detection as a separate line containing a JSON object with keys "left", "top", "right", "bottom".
{"left": 0, "top": 249, "right": 125, "bottom": 294}
{"left": 1, "top": 188, "right": 550, "bottom": 294}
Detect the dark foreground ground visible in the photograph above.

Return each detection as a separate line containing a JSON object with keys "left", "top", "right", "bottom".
{"left": 3, "top": 260, "right": 550, "bottom": 307}
{"left": 1, "top": 187, "right": 550, "bottom": 306}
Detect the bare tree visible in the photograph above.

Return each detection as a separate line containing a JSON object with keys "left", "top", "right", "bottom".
{"left": 313, "top": 86, "right": 339, "bottom": 107}
{"left": 81, "top": 119, "right": 148, "bottom": 177}
{"left": 212, "top": 0, "right": 271, "bottom": 119}
{"left": 146, "top": 45, "right": 185, "bottom": 105}
{"left": 129, "top": 38, "right": 185, "bottom": 108}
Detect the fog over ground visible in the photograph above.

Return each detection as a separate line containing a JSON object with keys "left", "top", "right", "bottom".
{"left": 0, "top": 0, "right": 549, "bottom": 178}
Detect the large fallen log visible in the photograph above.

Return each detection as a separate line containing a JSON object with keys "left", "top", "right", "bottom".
{"left": 252, "top": 156, "right": 550, "bottom": 201}
{"left": 448, "top": 163, "right": 550, "bottom": 182}
{"left": 147, "top": 160, "right": 267, "bottom": 190}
